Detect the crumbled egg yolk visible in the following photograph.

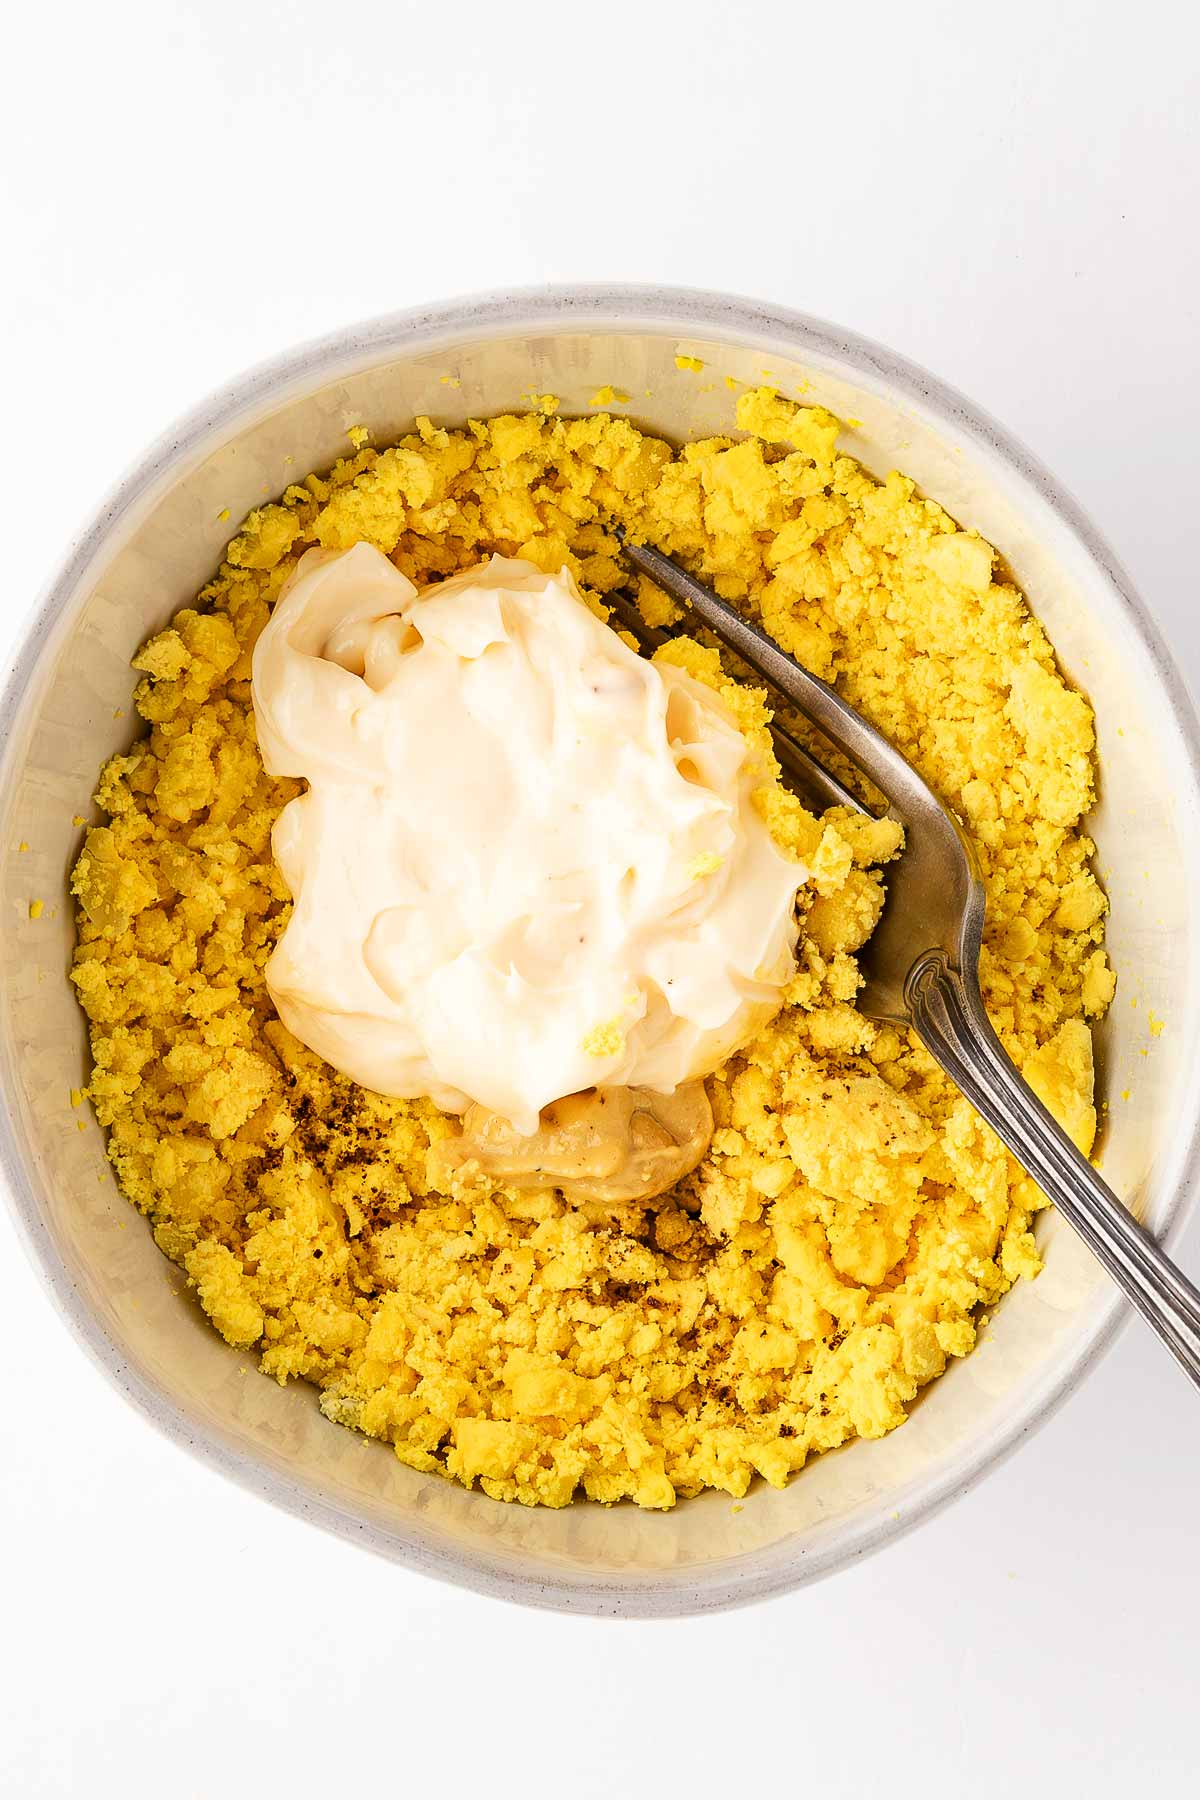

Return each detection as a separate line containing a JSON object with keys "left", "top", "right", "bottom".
{"left": 581, "top": 1021, "right": 629, "bottom": 1060}
{"left": 589, "top": 385, "right": 631, "bottom": 407}
{"left": 69, "top": 390, "right": 1114, "bottom": 1510}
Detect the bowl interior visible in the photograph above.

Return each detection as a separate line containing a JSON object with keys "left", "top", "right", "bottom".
{"left": 4, "top": 297, "right": 1199, "bottom": 1615}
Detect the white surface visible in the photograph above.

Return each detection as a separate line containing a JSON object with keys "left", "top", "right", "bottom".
{"left": 2, "top": 0, "right": 1198, "bottom": 1792}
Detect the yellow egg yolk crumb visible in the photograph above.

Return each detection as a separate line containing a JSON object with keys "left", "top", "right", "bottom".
{"left": 69, "top": 391, "right": 1113, "bottom": 1510}
{"left": 581, "top": 1021, "right": 628, "bottom": 1059}
{"left": 589, "top": 385, "right": 631, "bottom": 408}
{"left": 688, "top": 850, "right": 726, "bottom": 880}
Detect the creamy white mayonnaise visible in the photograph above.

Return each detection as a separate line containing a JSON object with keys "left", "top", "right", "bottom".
{"left": 252, "top": 544, "right": 807, "bottom": 1134}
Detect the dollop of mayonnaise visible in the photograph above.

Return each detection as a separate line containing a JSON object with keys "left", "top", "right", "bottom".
{"left": 252, "top": 544, "right": 807, "bottom": 1135}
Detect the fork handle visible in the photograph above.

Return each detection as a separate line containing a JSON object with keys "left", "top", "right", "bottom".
{"left": 907, "top": 950, "right": 1200, "bottom": 1389}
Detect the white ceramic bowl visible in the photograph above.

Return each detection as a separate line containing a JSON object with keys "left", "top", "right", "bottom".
{"left": 3, "top": 286, "right": 1199, "bottom": 1617}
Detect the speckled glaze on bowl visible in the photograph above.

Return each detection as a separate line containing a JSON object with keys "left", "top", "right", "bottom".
{"left": 3, "top": 285, "right": 1199, "bottom": 1617}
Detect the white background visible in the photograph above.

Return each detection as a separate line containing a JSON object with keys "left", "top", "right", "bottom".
{"left": 3, "top": 2, "right": 1199, "bottom": 1793}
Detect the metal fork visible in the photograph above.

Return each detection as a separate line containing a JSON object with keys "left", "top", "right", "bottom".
{"left": 615, "top": 533, "right": 1200, "bottom": 1390}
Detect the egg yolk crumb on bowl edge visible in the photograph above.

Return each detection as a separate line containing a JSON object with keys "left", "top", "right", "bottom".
{"left": 68, "top": 388, "right": 1114, "bottom": 1510}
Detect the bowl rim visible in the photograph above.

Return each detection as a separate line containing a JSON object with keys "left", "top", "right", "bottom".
{"left": 4, "top": 281, "right": 1200, "bottom": 1618}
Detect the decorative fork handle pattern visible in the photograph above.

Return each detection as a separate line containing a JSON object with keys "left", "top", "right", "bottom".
{"left": 907, "top": 950, "right": 1200, "bottom": 1389}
